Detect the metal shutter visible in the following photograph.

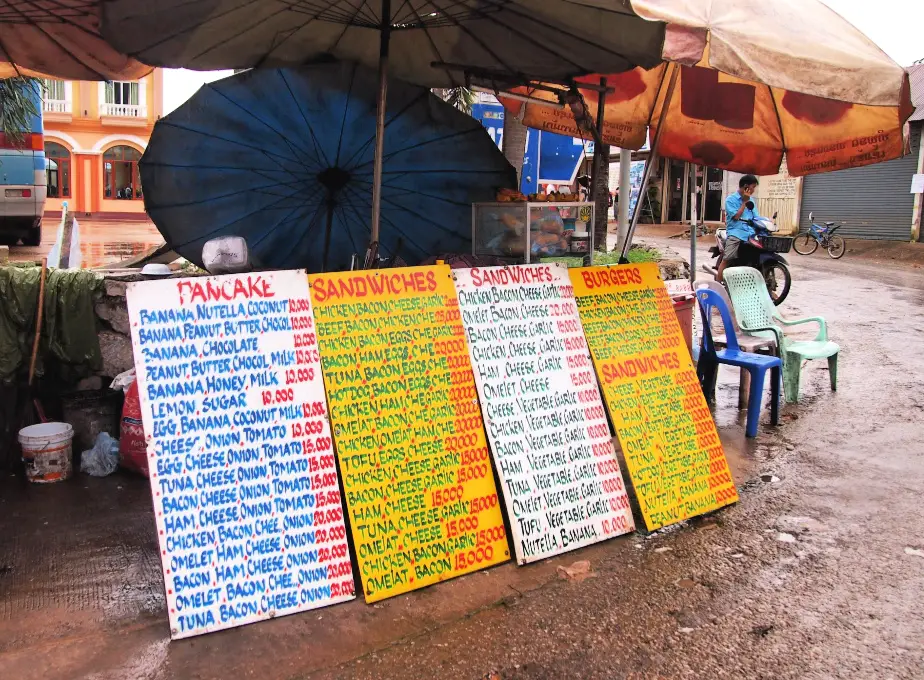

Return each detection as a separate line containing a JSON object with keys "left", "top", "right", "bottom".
{"left": 800, "top": 124, "right": 921, "bottom": 241}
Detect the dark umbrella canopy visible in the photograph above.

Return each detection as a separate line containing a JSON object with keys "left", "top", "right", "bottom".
{"left": 140, "top": 63, "right": 516, "bottom": 271}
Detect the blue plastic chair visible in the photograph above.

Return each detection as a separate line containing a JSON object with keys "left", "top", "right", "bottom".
{"left": 696, "top": 289, "right": 782, "bottom": 438}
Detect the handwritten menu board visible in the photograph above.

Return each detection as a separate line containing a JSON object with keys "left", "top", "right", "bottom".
{"left": 453, "top": 264, "right": 634, "bottom": 563}
{"left": 126, "top": 272, "right": 355, "bottom": 639}
{"left": 570, "top": 263, "right": 738, "bottom": 531}
{"left": 309, "top": 266, "right": 509, "bottom": 602}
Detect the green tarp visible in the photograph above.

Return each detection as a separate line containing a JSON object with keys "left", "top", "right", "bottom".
{"left": 0, "top": 266, "right": 103, "bottom": 383}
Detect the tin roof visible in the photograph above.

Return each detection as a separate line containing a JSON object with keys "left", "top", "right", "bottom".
{"left": 909, "top": 63, "right": 924, "bottom": 122}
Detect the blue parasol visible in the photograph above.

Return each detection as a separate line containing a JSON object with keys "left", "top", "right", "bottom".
{"left": 140, "top": 63, "right": 516, "bottom": 271}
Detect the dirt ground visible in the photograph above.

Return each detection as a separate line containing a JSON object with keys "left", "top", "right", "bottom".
{"left": 1, "top": 236, "right": 923, "bottom": 679}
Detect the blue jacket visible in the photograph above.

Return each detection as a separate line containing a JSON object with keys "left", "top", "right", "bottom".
{"left": 725, "top": 192, "right": 760, "bottom": 241}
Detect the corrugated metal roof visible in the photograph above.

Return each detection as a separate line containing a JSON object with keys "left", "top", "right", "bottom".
{"left": 909, "top": 64, "right": 924, "bottom": 121}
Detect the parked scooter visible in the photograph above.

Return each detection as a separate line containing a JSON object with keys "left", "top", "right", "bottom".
{"left": 701, "top": 212, "right": 793, "bottom": 305}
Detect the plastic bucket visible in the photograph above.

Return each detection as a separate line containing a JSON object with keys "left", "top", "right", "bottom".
{"left": 19, "top": 422, "right": 74, "bottom": 484}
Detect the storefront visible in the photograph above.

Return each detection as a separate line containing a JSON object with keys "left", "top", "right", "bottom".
{"left": 661, "top": 160, "right": 726, "bottom": 224}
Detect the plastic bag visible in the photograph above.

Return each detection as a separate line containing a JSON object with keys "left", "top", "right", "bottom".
{"left": 110, "top": 367, "right": 136, "bottom": 392}
{"left": 119, "top": 380, "right": 149, "bottom": 476}
{"left": 80, "top": 432, "right": 120, "bottom": 477}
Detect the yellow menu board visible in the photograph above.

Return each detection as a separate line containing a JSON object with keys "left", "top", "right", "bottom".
{"left": 309, "top": 266, "right": 509, "bottom": 602}
{"left": 570, "top": 263, "right": 738, "bottom": 530}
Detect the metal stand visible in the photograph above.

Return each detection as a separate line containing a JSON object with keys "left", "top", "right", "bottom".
{"left": 619, "top": 65, "right": 681, "bottom": 262}
{"left": 370, "top": 0, "right": 391, "bottom": 248}
{"left": 588, "top": 77, "right": 609, "bottom": 264}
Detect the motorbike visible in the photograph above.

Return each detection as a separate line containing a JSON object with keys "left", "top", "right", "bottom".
{"left": 702, "top": 211, "right": 793, "bottom": 306}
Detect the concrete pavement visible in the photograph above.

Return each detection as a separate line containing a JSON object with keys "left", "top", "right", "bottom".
{"left": 1, "top": 229, "right": 923, "bottom": 679}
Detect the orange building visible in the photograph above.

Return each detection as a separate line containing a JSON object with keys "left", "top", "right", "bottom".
{"left": 42, "top": 70, "right": 164, "bottom": 217}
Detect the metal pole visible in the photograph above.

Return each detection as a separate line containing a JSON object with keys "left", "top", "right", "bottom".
{"left": 370, "top": 0, "right": 391, "bottom": 246}
{"left": 620, "top": 65, "right": 681, "bottom": 261}
{"left": 690, "top": 163, "right": 698, "bottom": 283}
{"left": 618, "top": 147, "right": 631, "bottom": 251}
{"left": 589, "top": 77, "right": 609, "bottom": 260}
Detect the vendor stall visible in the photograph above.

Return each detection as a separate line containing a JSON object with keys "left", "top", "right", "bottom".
{"left": 473, "top": 192, "right": 594, "bottom": 263}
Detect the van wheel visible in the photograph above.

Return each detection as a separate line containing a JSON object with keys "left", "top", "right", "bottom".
{"left": 22, "top": 224, "right": 41, "bottom": 246}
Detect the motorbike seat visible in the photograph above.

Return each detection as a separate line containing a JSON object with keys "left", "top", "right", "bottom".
{"left": 824, "top": 222, "right": 836, "bottom": 226}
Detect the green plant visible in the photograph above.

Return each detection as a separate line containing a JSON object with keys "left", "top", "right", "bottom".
{"left": 435, "top": 87, "right": 476, "bottom": 115}
{"left": 0, "top": 76, "right": 40, "bottom": 146}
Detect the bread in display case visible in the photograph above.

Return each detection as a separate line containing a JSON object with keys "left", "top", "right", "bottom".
{"left": 472, "top": 202, "right": 594, "bottom": 263}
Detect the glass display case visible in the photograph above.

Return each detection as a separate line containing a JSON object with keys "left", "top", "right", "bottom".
{"left": 472, "top": 202, "right": 595, "bottom": 263}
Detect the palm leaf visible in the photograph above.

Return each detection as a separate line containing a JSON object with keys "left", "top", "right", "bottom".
{"left": 0, "top": 77, "right": 40, "bottom": 146}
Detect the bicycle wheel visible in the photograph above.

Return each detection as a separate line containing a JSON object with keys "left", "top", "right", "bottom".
{"left": 793, "top": 233, "right": 818, "bottom": 255}
{"left": 827, "top": 234, "right": 846, "bottom": 259}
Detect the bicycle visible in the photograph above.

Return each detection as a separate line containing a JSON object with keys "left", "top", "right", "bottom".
{"left": 793, "top": 212, "right": 847, "bottom": 259}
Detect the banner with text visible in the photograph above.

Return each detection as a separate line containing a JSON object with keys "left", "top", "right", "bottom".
{"left": 127, "top": 271, "right": 355, "bottom": 639}
{"left": 454, "top": 264, "right": 634, "bottom": 563}
{"left": 310, "top": 266, "right": 509, "bottom": 602}
{"left": 570, "top": 263, "right": 738, "bottom": 531}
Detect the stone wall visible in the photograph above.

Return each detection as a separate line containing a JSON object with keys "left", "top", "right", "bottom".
{"left": 94, "top": 276, "right": 142, "bottom": 381}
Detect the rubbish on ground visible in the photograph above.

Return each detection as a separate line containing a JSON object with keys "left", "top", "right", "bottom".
{"left": 777, "top": 532, "right": 797, "bottom": 543}
{"left": 904, "top": 547, "right": 924, "bottom": 557}
{"left": 19, "top": 422, "right": 74, "bottom": 483}
{"left": 751, "top": 624, "right": 774, "bottom": 637}
{"left": 557, "top": 560, "right": 596, "bottom": 582}
{"left": 760, "top": 474, "right": 782, "bottom": 483}
{"left": 80, "top": 432, "right": 120, "bottom": 477}
{"left": 678, "top": 627, "right": 696, "bottom": 634}
{"left": 655, "top": 546, "right": 673, "bottom": 554}
{"left": 118, "top": 381, "right": 148, "bottom": 477}
{"left": 110, "top": 368, "right": 136, "bottom": 392}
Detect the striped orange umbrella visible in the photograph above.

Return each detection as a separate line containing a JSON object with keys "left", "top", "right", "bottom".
{"left": 0, "top": 1, "right": 150, "bottom": 80}
{"left": 499, "top": 0, "right": 914, "bottom": 177}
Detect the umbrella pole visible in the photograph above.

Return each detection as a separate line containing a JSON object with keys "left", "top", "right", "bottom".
{"left": 589, "top": 77, "right": 608, "bottom": 261}
{"left": 370, "top": 0, "right": 391, "bottom": 251}
{"left": 620, "top": 65, "right": 681, "bottom": 261}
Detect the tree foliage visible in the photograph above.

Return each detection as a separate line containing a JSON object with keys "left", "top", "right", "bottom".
{"left": 434, "top": 87, "right": 475, "bottom": 115}
{"left": 0, "top": 76, "right": 40, "bottom": 146}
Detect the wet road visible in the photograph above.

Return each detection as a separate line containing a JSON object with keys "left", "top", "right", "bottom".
{"left": 1, "top": 244, "right": 923, "bottom": 679}
{"left": 7, "top": 215, "right": 162, "bottom": 267}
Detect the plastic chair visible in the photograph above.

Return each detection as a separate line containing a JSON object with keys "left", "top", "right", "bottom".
{"left": 696, "top": 281, "right": 778, "bottom": 409}
{"left": 696, "top": 289, "right": 782, "bottom": 438}
{"left": 723, "top": 267, "right": 839, "bottom": 403}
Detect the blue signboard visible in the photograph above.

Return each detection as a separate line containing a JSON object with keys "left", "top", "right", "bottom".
{"left": 472, "top": 102, "right": 584, "bottom": 196}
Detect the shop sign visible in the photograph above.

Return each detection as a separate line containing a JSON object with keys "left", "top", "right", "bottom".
{"left": 309, "top": 266, "right": 509, "bottom": 602}
{"left": 570, "top": 263, "right": 739, "bottom": 530}
{"left": 454, "top": 264, "right": 634, "bottom": 563}
{"left": 126, "top": 271, "right": 354, "bottom": 639}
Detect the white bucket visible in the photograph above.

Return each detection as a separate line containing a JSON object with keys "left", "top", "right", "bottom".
{"left": 19, "top": 422, "right": 74, "bottom": 484}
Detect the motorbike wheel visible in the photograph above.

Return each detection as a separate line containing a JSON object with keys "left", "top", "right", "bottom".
{"left": 826, "top": 235, "right": 846, "bottom": 259}
{"left": 762, "top": 262, "right": 792, "bottom": 306}
{"left": 793, "top": 233, "right": 818, "bottom": 255}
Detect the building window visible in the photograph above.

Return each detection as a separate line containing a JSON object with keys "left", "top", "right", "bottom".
{"left": 45, "top": 142, "right": 72, "bottom": 198}
{"left": 103, "top": 81, "right": 145, "bottom": 117}
{"left": 42, "top": 79, "right": 71, "bottom": 113}
{"left": 103, "top": 145, "right": 143, "bottom": 200}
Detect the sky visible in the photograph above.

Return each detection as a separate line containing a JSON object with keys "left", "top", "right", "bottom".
{"left": 160, "top": 0, "right": 924, "bottom": 115}
{"left": 820, "top": 0, "right": 923, "bottom": 66}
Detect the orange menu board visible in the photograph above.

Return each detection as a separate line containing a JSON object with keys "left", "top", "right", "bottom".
{"left": 309, "top": 266, "right": 509, "bottom": 602}
{"left": 570, "top": 263, "right": 738, "bottom": 530}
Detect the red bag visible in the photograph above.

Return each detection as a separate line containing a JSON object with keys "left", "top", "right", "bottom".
{"left": 119, "top": 381, "right": 149, "bottom": 476}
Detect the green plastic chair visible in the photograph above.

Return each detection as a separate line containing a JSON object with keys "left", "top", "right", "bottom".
{"left": 723, "top": 267, "right": 839, "bottom": 403}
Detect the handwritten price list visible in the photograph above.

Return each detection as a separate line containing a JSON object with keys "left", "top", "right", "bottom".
{"left": 309, "top": 266, "right": 509, "bottom": 602}
{"left": 454, "top": 264, "right": 634, "bottom": 563}
{"left": 127, "top": 271, "right": 355, "bottom": 639}
{"left": 570, "top": 264, "right": 738, "bottom": 531}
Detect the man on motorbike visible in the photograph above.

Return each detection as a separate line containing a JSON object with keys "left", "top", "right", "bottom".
{"left": 716, "top": 174, "right": 760, "bottom": 282}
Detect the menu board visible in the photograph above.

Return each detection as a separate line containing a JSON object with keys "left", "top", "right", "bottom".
{"left": 453, "top": 264, "right": 634, "bottom": 563}
{"left": 570, "top": 263, "right": 738, "bottom": 531}
{"left": 126, "top": 271, "right": 355, "bottom": 639}
{"left": 309, "top": 266, "right": 509, "bottom": 602}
